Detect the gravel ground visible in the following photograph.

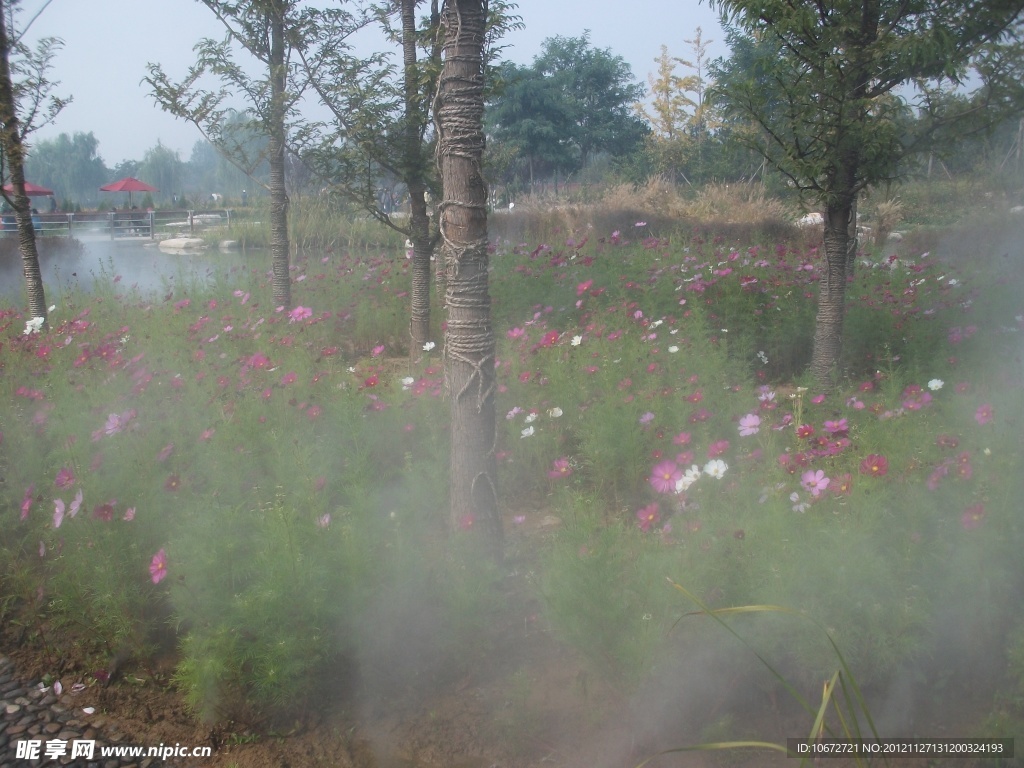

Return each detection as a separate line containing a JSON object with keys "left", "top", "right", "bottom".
{"left": 0, "top": 654, "right": 186, "bottom": 768}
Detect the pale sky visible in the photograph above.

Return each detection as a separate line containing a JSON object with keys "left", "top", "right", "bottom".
{"left": 23, "top": 0, "right": 726, "bottom": 168}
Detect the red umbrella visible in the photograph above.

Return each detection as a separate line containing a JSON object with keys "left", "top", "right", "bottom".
{"left": 100, "top": 177, "right": 158, "bottom": 208}
{"left": 3, "top": 181, "right": 55, "bottom": 196}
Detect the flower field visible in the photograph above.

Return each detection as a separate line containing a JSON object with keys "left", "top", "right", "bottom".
{"left": 3, "top": 215, "right": 1023, "bottom": 745}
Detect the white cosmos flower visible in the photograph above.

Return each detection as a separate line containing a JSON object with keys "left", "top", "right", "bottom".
{"left": 547, "top": 407, "right": 563, "bottom": 418}
{"left": 520, "top": 426, "right": 535, "bottom": 438}
{"left": 401, "top": 376, "right": 415, "bottom": 390}
{"left": 524, "top": 412, "right": 537, "bottom": 423}
{"left": 675, "top": 464, "right": 702, "bottom": 493}
{"left": 570, "top": 335, "right": 583, "bottom": 346}
{"left": 668, "top": 345, "right": 679, "bottom": 353}
{"left": 927, "top": 379, "right": 944, "bottom": 391}
{"left": 423, "top": 341, "right": 436, "bottom": 351}
{"left": 703, "top": 459, "right": 728, "bottom": 479}
{"left": 23, "top": 316, "right": 44, "bottom": 335}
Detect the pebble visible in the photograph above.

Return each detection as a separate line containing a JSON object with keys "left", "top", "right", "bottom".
{"left": 0, "top": 654, "right": 197, "bottom": 767}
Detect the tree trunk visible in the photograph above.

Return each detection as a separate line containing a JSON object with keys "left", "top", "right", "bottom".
{"left": 810, "top": 199, "right": 853, "bottom": 387}
{"left": 436, "top": 0, "right": 501, "bottom": 556}
{"left": 403, "top": 0, "right": 432, "bottom": 351}
{"left": 268, "top": 9, "right": 291, "bottom": 310}
{"left": 845, "top": 192, "right": 859, "bottom": 275}
{"left": 0, "top": 1, "right": 46, "bottom": 325}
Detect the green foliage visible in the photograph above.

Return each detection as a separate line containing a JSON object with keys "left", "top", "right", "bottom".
{"left": 486, "top": 33, "right": 649, "bottom": 189}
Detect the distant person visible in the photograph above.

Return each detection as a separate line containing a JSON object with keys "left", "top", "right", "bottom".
{"left": 49, "top": 195, "right": 57, "bottom": 213}
{"left": 241, "top": 189, "right": 248, "bottom": 206}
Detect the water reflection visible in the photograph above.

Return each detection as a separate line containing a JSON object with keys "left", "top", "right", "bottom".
{"left": 0, "top": 236, "right": 253, "bottom": 303}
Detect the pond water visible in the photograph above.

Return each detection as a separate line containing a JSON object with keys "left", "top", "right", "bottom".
{"left": 0, "top": 236, "right": 255, "bottom": 304}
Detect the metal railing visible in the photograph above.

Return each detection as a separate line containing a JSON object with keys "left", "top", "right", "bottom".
{"left": 0, "top": 209, "right": 234, "bottom": 240}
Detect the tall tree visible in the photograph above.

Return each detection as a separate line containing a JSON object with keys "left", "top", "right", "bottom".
{"left": 145, "top": 1, "right": 342, "bottom": 310}
{"left": 0, "top": 0, "right": 68, "bottom": 327}
{"left": 25, "top": 132, "right": 107, "bottom": 208}
{"left": 637, "top": 45, "right": 695, "bottom": 184}
{"left": 712, "top": 0, "right": 1024, "bottom": 385}
{"left": 139, "top": 141, "right": 184, "bottom": 206}
{"left": 487, "top": 33, "right": 648, "bottom": 190}
{"left": 436, "top": 0, "right": 500, "bottom": 553}
{"left": 297, "top": 0, "right": 519, "bottom": 352}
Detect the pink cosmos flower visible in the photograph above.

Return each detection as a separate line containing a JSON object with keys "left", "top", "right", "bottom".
{"left": 673, "top": 431, "right": 692, "bottom": 446}
{"left": 287, "top": 305, "right": 313, "bottom": 323}
{"left": 316, "top": 513, "right": 331, "bottom": 529}
{"left": 576, "top": 279, "right": 593, "bottom": 296}
{"left": 21, "top": 485, "right": 34, "bottom": 521}
{"left": 123, "top": 507, "right": 136, "bottom": 521}
{"left": 636, "top": 503, "right": 660, "bottom": 532}
{"left": 53, "top": 499, "right": 65, "bottom": 529}
{"left": 507, "top": 327, "right": 525, "bottom": 339}
{"left": 540, "top": 330, "right": 560, "bottom": 347}
{"left": 801, "top": 469, "right": 830, "bottom": 497}
{"left": 69, "top": 489, "right": 83, "bottom": 517}
{"left": 707, "top": 440, "right": 730, "bottom": 458}
{"left": 281, "top": 371, "right": 298, "bottom": 386}
{"left": 92, "top": 502, "right": 115, "bottom": 522}
{"left": 649, "top": 461, "right": 681, "bottom": 494}
{"left": 796, "top": 424, "right": 815, "bottom": 439}
{"left": 974, "top": 403, "right": 993, "bottom": 425}
{"left": 639, "top": 411, "right": 655, "bottom": 426}
{"left": 859, "top": 454, "right": 889, "bottom": 477}
{"left": 811, "top": 394, "right": 826, "bottom": 404}
{"left": 54, "top": 467, "right": 75, "bottom": 489}
{"left": 823, "top": 418, "right": 848, "bottom": 435}
{"left": 738, "top": 414, "right": 761, "bottom": 436}
{"left": 156, "top": 444, "right": 174, "bottom": 462}
{"left": 961, "top": 503, "right": 985, "bottom": 530}
{"left": 149, "top": 549, "right": 168, "bottom": 584}
{"left": 371, "top": 344, "right": 385, "bottom": 357}
{"left": 548, "top": 457, "right": 573, "bottom": 479}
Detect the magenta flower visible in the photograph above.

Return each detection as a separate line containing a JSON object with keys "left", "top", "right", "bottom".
{"left": 823, "top": 418, "right": 848, "bottom": 435}
{"left": 92, "top": 502, "right": 115, "bottom": 522}
{"left": 287, "top": 305, "right": 313, "bottom": 323}
{"left": 649, "top": 461, "right": 681, "bottom": 494}
{"left": 975, "top": 403, "right": 993, "bottom": 425}
{"left": 673, "top": 431, "right": 692, "bottom": 446}
{"left": 707, "top": 440, "right": 730, "bottom": 458}
{"left": 636, "top": 503, "right": 660, "bottom": 532}
{"left": 738, "top": 414, "right": 761, "bottom": 436}
{"left": 961, "top": 503, "right": 985, "bottom": 530}
{"left": 149, "top": 548, "right": 168, "bottom": 584}
{"left": 801, "top": 469, "right": 830, "bottom": 497}
{"left": 859, "top": 454, "right": 889, "bottom": 477}
{"left": 281, "top": 371, "right": 298, "bottom": 386}
{"left": 54, "top": 467, "right": 75, "bottom": 490}
{"left": 21, "top": 485, "right": 34, "bottom": 521}
{"left": 371, "top": 344, "right": 385, "bottom": 357}
{"left": 548, "top": 457, "right": 573, "bottom": 479}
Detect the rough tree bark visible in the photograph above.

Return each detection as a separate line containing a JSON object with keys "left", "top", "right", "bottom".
{"left": 0, "top": 1, "right": 46, "bottom": 325}
{"left": 268, "top": 9, "right": 291, "bottom": 311}
{"left": 403, "top": 0, "right": 434, "bottom": 350}
{"left": 436, "top": 0, "right": 501, "bottom": 555}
